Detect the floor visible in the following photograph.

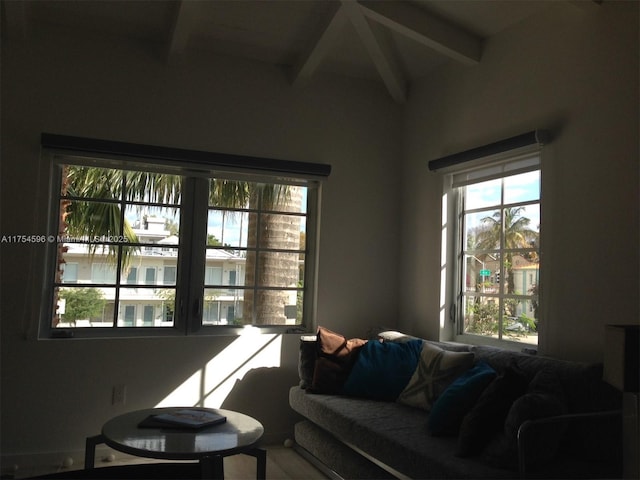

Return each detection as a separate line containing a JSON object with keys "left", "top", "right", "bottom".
{"left": 5, "top": 446, "right": 328, "bottom": 480}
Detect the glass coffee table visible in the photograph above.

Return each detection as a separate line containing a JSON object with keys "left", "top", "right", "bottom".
{"left": 85, "top": 408, "right": 265, "bottom": 479}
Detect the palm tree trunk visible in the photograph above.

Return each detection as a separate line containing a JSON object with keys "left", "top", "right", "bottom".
{"left": 243, "top": 186, "right": 302, "bottom": 325}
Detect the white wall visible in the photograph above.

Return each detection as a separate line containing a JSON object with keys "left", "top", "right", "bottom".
{"left": 400, "top": 1, "right": 639, "bottom": 361}
{"left": 0, "top": 25, "right": 402, "bottom": 461}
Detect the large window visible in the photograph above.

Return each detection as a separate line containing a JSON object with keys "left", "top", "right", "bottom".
{"left": 459, "top": 166, "right": 540, "bottom": 344}
{"left": 440, "top": 149, "right": 542, "bottom": 347}
{"left": 41, "top": 135, "right": 328, "bottom": 338}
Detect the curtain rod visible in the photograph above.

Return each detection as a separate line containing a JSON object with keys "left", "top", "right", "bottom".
{"left": 428, "top": 130, "right": 550, "bottom": 172}
{"left": 41, "top": 133, "right": 332, "bottom": 178}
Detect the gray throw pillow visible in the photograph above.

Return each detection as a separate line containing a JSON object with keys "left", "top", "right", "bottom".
{"left": 397, "top": 342, "right": 474, "bottom": 410}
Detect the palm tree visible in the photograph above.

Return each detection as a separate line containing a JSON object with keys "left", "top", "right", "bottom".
{"left": 58, "top": 165, "right": 301, "bottom": 326}
{"left": 474, "top": 206, "right": 539, "bottom": 295}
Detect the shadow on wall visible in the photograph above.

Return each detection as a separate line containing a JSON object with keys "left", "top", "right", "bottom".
{"left": 152, "top": 331, "right": 301, "bottom": 443}
{"left": 222, "top": 366, "right": 301, "bottom": 444}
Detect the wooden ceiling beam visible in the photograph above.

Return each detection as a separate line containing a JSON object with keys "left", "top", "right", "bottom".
{"left": 342, "top": 0, "right": 407, "bottom": 103}
{"left": 358, "top": 0, "right": 481, "bottom": 66}
{"left": 290, "top": 2, "right": 348, "bottom": 86}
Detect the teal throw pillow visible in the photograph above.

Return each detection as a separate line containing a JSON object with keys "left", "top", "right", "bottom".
{"left": 342, "top": 339, "right": 423, "bottom": 401}
{"left": 428, "top": 361, "right": 496, "bottom": 436}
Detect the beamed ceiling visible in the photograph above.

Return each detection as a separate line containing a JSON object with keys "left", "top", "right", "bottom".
{"left": 1, "top": 0, "right": 602, "bottom": 102}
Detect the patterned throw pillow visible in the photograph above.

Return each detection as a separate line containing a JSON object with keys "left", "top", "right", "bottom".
{"left": 397, "top": 342, "right": 474, "bottom": 410}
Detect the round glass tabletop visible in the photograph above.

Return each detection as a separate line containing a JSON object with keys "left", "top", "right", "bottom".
{"left": 101, "top": 408, "right": 264, "bottom": 460}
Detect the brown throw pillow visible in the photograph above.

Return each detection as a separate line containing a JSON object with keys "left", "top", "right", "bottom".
{"left": 311, "top": 327, "right": 367, "bottom": 394}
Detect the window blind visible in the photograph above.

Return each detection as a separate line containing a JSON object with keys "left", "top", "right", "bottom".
{"left": 41, "top": 133, "right": 331, "bottom": 180}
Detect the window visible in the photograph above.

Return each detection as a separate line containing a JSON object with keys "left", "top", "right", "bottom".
{"left": 163, "top": 266, "right": 176, "bottom": 285}
{"left": 125, "top": 266, "right": 137, "bottom": 284}
{"left": 144, "top": 267, "right": 157, "bottom": 285}
{"left": 122, "top": 305, "right": 136, "bottom": 327}
{"left": 41, "top": 134, "right": 329, "bottom": 338}
{"left": 61, "top": 263, "right": 78, "bottom": 283}
{"left": 434, "top": 135, "right": 544, "bottom": 347}
{"left": 458, "top": 166, "right": 540, "bottom": 344}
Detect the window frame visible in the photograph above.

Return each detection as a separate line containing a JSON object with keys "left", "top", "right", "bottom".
{"left": 39, "top": 136, "right": 328, "bottom": 339}
{"left": 442, "top": 147, "right": 543, "bottom": 350}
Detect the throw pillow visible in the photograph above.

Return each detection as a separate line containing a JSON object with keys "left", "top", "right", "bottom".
{"left": 311, "top": 327, "right": 367, "bottom": 394}
{"left": 428, "top": 361, "right": 497, "bottom": 436}
{"left": 484, "top": 369, "right": 567, "bottom": 470}
{"left": 397, "top": 342, "right": 475, "bottom": 410}
{"left": 342, "top": 339, "right": 423, "bottom": 401}
{"left": 456, "top": 365, "right": 530, "bottom": 457}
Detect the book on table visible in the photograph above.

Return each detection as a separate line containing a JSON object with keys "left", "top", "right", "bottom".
{"left": 139, "top": 409, "right": 227, "bottom": 429}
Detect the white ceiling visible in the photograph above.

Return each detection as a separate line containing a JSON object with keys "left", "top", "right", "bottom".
{"left": 1, "top": 0, "right": 599, "bottom": 102}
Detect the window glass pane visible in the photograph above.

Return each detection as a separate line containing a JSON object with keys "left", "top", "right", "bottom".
{"left": 207, "top": 210, "right": 248, "bottom": 248}
{"left": 242, "top": 288, "right": 302, "bottom": 325}
{"left": 155, "top": 288, "right": 175, "bottom": 326}
{"left": 463, "top": 295, "right": 499, "bottom": 337}
{"left": 464, "top": 210, "right": 500, "bottom": 250}
{"left": 243, "top": 252, "right": 301, "bottom": 288}
{"left": 505, "top": 204, "right": 540, "bottom": 241}
{"left": 464, "top": 253, "right": 500, "bottom": 294}
{"left": 124, "top": 171, "right": 182, "bottom": 205}
{"left": 203, "top": 288, "right": 243, "bottom": 325}
{"left": 55, "top": 287, "right": 115, "bottom": 327}
{"left": 502, "top": 299, "right": 538, "bottom": 344}
{"left": 504, "top": 170, "right": 540, "bottom": 204}
{"left": 503, "top": 253, "right": 539, "bottom": 295}
{"left": 62, "top": 165, "right": 122, "bottom": 200}
{"left": 465, "top": 178, "right": 501, "bottom": 209}
{"left": 62, "top": 200, "right": 123, "bottom": 238}
{"left": 125, "top": 206, "right": 181, "bottom": 244}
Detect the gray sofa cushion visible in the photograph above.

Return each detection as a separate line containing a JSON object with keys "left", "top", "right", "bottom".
{"left": 290, "top": 386, "right": 514, "bottom": 479}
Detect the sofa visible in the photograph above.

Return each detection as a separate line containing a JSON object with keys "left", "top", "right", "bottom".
{"left": 289, "top": 329, "right": 622, "bottom": 479}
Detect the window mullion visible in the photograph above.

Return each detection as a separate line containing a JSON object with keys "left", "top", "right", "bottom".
{"left": 178, "top": 177, "right": 208, "bottom": 334}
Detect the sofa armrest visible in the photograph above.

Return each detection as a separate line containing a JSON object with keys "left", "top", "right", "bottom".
{"left": 517, "top": 409, "right": 622, "bottom": 479}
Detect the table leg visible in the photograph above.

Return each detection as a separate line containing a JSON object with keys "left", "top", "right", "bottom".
{"left": 245, "top": 448, "right": 266, "bottom": 480}
{"left": 200, "top": 455, "right": 224, "bottom": 479}
{"left": 84, "top": 434, "right": 105, "bottom": 469}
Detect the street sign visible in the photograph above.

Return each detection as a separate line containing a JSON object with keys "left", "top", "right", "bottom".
{"left": 480, "top": 269, "right": 491, "bottom": 276}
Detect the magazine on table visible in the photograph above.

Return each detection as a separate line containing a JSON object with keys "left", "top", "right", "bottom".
{"left": 139, "top": 409, "right": 227, "bottom": 429}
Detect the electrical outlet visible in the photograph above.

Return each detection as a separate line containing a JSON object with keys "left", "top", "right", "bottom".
{"left": 112, "top": 384, "right": 126, "bottom": 405}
